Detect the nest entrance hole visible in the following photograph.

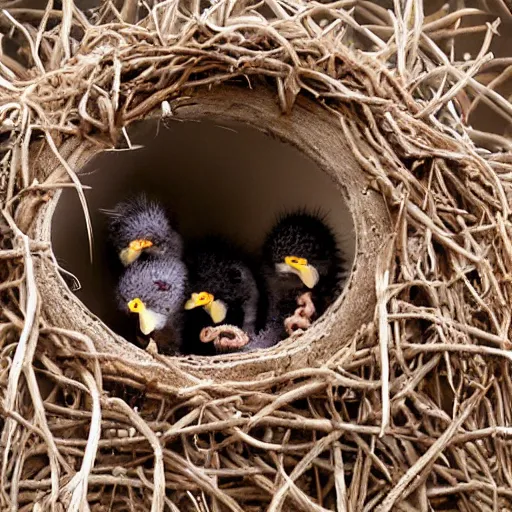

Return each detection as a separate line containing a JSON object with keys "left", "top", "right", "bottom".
{"left": 51, "top": 116, "right": 356, "bottom": 346}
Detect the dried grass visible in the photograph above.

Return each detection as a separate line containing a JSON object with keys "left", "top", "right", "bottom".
{"left": 1, "top": 0, "right": 512, "bottom": 510}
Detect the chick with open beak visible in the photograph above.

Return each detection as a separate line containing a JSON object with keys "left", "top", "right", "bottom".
{"left": 116, "top": 256, "right": 188, "bottom": 355}
{"left": 182, "top": 237, "right": 259, "bottom": 355}
{"left": 105, "top": 194, "right": 183, "bottom": 267}
{"left": 184, "top": 291, "right": 227, "bottom": 325}
{"left": 245, "top": 211, "right": 342, "bottom": 350}
{"left": 275, "top": 255, "right": 320, "bottom": 289}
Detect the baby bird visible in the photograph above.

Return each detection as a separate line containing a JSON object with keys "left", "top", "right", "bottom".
{"left": 105, "top": 194, "right": 183, "bottom": 267}
{"left": 246, "top": 211, "right": 342, "bottom": 350}
{"left": 182, "top": 237, "right": 260, "bottom": 355}
{"left": 116, "top": 256, "right": 188, "bottom": 355}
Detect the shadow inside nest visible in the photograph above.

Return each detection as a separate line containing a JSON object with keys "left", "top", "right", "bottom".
{"left": 51, "top": 118, "right": 356, "bottom": 357}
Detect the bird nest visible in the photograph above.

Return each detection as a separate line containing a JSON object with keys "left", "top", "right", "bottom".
{"left": 2, "top": 0, "right": 512, "bottom": 510}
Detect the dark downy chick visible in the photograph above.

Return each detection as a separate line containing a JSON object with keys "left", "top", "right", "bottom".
{"left": 105, "top": 194, "right": 183, "bottom": 267}
{"left": 182, "top": 237, "right": 259, "bottom": 355}
{"left": 116, "top": 256, "right": 188, "bottom": 355}
{"left": 246, "top": 211, "right": 343, "bottom": 350}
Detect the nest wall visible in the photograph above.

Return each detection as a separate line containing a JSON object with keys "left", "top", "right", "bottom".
{"left": 30, "top": 86, "right": 385, "bottom": 384}
{"left": 50, "top": 109, "right": 356, "bottom": 346}
{"left": 1, "top": 1, "right": 512, "bottom": 511}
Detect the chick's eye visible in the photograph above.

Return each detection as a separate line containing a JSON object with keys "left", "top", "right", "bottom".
{"left": 154, "top": 280, "right": 170, "bottom": 291}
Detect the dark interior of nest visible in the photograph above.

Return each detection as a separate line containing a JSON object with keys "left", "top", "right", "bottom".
{"left": 51, "top": 118, "right": 355, "bottom": 357}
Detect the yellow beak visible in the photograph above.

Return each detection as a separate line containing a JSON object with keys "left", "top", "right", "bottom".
{"left": 184, "top": 292, "right": 214, "bottom": 310}
{"left": 120, "top": 247, "right": 141, "bottom": 266}
{"left": 119, "top": 239, "right": 153, "bottom": 266}
{"left": 128, "top": 298, "right": 157, "bottom": 335}
{"left": 205, "top": 300, "right": 227, "bottom": 324}
{"left": 138, "top": 309, "right": 157, "bottom": 335}
{"left": 184, "top": 292, "right": 227, "bottom": 323}
{"left": 283, "top": 256, "right": 320, "bottom": 289}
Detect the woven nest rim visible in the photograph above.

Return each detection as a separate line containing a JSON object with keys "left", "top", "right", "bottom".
{"left": 27, "top": 85, "right": 390, "bottom": 386}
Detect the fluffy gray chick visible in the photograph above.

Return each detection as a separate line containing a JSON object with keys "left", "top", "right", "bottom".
{"left": 105, "top": 194, "right": 183, "bottom": 266}
{"left": 116, "top": 256, "right": 188, "bottom": 355}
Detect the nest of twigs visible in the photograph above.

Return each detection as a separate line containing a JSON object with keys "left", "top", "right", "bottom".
{"left": 1, "top": 0, "right": 512, "bottom": 510}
